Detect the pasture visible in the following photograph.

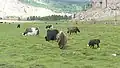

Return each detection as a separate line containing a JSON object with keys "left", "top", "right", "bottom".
{"left": 0, "top": 21, "right": 120, "bottom": 68}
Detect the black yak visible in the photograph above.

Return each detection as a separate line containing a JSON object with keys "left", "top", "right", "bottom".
{"left": 87, "top": 39, "right": 100, "bottom": 48}
{"left": 46, "top": 25, "right": 53, "bottom": 29}
{"left": 17, "top": 24, "right": 20, "bottom": 28}
{"left": 45, "top": 29, "right": 59, "bottom": 41}
{"left": 67, "top": 27, "right": 80, "bottom": 35}
{"left": 45, "top": 29, "right": 67, "bottom": 49}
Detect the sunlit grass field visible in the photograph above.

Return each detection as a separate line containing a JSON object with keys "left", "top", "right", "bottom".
{"left": 0, "top": 21, "right": 120, "bottom": 68}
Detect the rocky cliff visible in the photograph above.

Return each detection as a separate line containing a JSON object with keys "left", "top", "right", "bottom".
{"left": 74, "top": 0, "right": 120, "bottom": 21}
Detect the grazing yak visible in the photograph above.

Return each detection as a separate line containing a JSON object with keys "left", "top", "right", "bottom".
{"left": 56, "top": 23, "right": 58, "bottom": 24}
{"left": 0, "top": 22, "right": 3, "bottom": 23}
{"left": 44, "top": 22, "right": 47, "bottom": 24}
{"left": 17, "top": 24, "right": 20, "bottom": 28}
{"left": 46, "top": 25, "right": 53, "bottom": 29}
{"left": 56, "top": 31, "right": 67, "bottom": 49}
{"left": 67, "top": 27, "right": 80, "bottom": 35}
{"left": 45, "top": 29, "right": 67, "bottom": 49}
{"left": 22, "top": 27, "right": 39, "bottom": 36}
{"left": 87, "top": 39, "right": 100, "bottom": 48}
{"left": 45, "top": 29, "right": 59, "bottom": 41}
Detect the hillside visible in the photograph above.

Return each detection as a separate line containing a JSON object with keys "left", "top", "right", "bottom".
{"left": 20, "top": 0, "right": 91, "bottom": 13}
{"left": 74, "top": 0, "right": 120, "bottom": 21}
{"left": 0, "top": 0, "right": 72, "bottom": 19}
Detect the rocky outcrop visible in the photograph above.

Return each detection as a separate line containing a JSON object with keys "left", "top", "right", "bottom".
{"left": 74, "top": 0, "right": 120, "bottom": 21}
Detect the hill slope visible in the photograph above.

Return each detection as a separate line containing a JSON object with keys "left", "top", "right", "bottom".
{"left": 74, "top": 0, "right": 120, "bottom": 21}
{"left": 20, "top": 0, "right": 91, "bottom": 13}
{"left": 0, "top": 0, "right": 72, "bottom": 18}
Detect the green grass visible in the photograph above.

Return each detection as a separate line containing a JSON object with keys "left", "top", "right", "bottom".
{"left": 0, "top": 21, "right": 120, "bottom": 68}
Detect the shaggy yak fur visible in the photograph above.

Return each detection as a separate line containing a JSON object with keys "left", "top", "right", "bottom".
{"left": 88, "top": 39, "right": 100, "bottom": 48}
{"left": 56, "top": 31, "right": 67, "bottom": 49}
{"left": 67, "top": 27, "right": 80, "bottom": 35}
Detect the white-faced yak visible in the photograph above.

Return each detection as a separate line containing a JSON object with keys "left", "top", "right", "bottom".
{"left": 22, "top": 27, "right": 39, "bottom": 36}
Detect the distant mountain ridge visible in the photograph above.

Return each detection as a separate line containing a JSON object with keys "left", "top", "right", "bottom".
{"left": 0, "top": 0, "right": 71, "bottom": 19}
{"left": 0, "top": 0, "right": 91, "bottom": 20}
{"left": 20, "top": 0, "right": 91, "bottom": 13}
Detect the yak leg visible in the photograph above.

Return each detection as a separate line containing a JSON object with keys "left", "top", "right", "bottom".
{"left": 58, "top": 41, "right": 64, "bottom": 49}
{"left": 59, "top": 44, "right": 64, "bottom": 49}
{"left": 75, "top": 31, "right": 77, "bottom": 34}
{"left": 97, "top": 44, "right": 100, "bottom": 48}
{"left": 89, "top": 45, "right": 92, "bottom": 48}
{"left": 92, "top": 44, "right": 94, "bottom": 49}
{"left": 70, "top": 32, "right": 71, "bottom": 35}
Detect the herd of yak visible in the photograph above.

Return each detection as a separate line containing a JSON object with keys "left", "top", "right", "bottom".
{"left": 16, "top": 23, "right": 100, "bottom": 49}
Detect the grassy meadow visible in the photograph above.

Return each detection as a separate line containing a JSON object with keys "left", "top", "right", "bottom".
{"left": 0, "top": 21, "right": 120, "bottom": 68}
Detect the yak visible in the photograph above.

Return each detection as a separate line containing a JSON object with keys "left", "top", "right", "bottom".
{"left": 56, "top": 31, "right": 67, "bottom": 49}
{"left": 45, "top": 29, "right": 59, "bottom": 41}
{"left": 67, "top": 27, "right": 80, "bottom": 35}
{"left": 87, "top": 39, "right": 100, "bottom": 48}
{"left": 22, "top": 27, "right": 39, "bottom": 36}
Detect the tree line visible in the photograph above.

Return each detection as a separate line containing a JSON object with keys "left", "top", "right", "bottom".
{"left": 27, "top": 15, "right": 72, "bottom": 21}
